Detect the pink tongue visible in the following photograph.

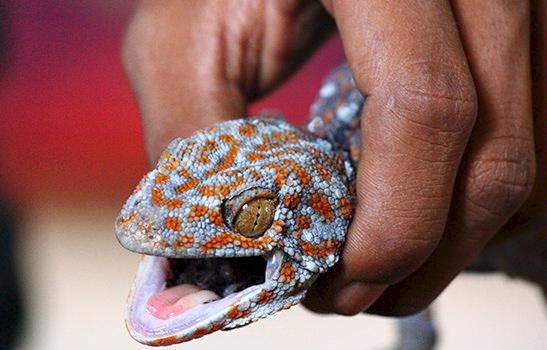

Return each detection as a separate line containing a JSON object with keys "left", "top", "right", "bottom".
{"left": 146, "top": 284, "right": 220, "bottom": 320}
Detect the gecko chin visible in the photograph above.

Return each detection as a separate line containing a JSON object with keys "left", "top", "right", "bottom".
{"left": 125, "top": 250, "right": 285, "bottom": 345}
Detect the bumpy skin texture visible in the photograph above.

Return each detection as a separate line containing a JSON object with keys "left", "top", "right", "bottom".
{"left": 116, "top": 69, "right": 357, "bottom": 343}
{"left": 116, "top": 117, "right": 354, "bottom": 269}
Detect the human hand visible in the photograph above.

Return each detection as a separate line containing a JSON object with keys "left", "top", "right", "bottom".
{"left": 122, "top": 0, "right": 546, "bottom": 316}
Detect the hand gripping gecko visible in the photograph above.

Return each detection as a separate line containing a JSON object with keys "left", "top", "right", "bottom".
{"left": 115, "top": 65, "right": 363, "bottom": 345}
{"left": 117, "top": 63, "right": 547, "bottom": 346}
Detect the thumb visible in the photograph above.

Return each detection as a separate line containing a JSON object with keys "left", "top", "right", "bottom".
{"left": 122, "top": 0, "right": 247, "bottom": 164}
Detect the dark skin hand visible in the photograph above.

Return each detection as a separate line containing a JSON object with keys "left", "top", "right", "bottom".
{"left": 122, "top": 0, "right": 546, "bottom": 316}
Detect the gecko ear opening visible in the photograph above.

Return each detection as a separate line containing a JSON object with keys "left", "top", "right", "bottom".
{"left": 222, "top": 187, "right": 277, "bottom": 238}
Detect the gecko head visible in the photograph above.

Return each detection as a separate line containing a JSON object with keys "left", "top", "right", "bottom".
{"left": 115, "top": 117, "right": 355, "bottom": 345}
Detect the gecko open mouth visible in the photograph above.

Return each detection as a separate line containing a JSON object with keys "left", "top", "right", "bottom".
{"left": 146, "top": 256, "right": 267, "bottom": 320}
{"left": 125, "top": 250, "right": 285, "bottom": 343}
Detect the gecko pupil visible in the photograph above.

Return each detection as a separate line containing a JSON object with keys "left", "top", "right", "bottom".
{"left": 233, "top": 198, "right": 274, "bottom": 238}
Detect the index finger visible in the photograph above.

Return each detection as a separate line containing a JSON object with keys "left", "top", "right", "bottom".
{"left": 310, "top": 0, "right": 478, "bottom": 314}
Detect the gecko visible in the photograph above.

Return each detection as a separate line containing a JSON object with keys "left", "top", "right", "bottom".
{"left": 115, "top": 64, "right": 546, "bottom": 347}
{"left": 115, "top": 64, "right": 359, "bottom": 345}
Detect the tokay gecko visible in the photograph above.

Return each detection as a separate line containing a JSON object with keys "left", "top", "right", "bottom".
{"left": 115, "top": 64, "right": 546, "bottom": 347}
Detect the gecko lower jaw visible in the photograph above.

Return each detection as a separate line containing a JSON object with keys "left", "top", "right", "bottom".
{"left": 125, "top": 250, "right": 285, "bottom": 344}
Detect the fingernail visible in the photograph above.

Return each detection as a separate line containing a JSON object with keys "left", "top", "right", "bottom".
{"left": 333, "top": 282, "right": 387, "bottom": 315}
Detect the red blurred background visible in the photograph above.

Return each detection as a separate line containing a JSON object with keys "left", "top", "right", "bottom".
{"left": 0, "top": 1, "right": 344, "bottom": 206}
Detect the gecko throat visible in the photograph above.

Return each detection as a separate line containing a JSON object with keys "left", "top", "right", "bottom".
{"left": 166, "top": 256, "right": 266, "bottom": 298}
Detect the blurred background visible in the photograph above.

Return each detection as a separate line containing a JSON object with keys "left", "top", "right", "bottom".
{"left": 0, "top": 1, "right": 545, "bottom": 349}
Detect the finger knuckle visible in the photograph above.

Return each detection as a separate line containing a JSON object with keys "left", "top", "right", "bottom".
{"left": 465, "top": 143, "right": 536, "bottom": 219}
{"left": 376, "top": 60, "right": 477, "bottom": 136}
{"left": 346, "top": 228, "right": 439, "bottom": 284}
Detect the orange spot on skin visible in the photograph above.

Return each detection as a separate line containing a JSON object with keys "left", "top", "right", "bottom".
{"left": 300, "top": 239, "right": 339, "bottom": 257}
{"left": 309, "top": 193, "right": 334, "bottom": 221}
{"left": 295, "top": 168, "right": 311, "bottom": 187}
{"left": 279, "top": 262, "right": 296, "bottom": 283}
{"left": 209, "top": 210, "right": 224, "bottom": 227}
{"left": 282, "top": 159, "right": 310, "bottom": 186}
{"left": 295, "top": 215, "right": 310, "bottom": 230}
{"left": 340, "top": 197, "right": 354, "bottom": 219}
{"left": 181, "top": 141, "right": 196, "bottom": 155}
{"left": 199, "top": 139, "right": 217, "bottom": 151}
{"left": 272, "top": 131, "right": 298, "bottom": 143}
{"left": 238, "top": 124, "right": 257, "bottom": 137}
{"left": 283, "top": 194, "right": 300, "bottom": 209}
{"left": 274, "top": 174, "right": 286, "bottom": 188}
{"left": 151, "top": 187, "right": 164, "bottom": 205}
{"left": 256, "top": 290, "right": 274, "bottom": 305}
{"left": 314, "top": 163, "right": 331, "bottom": 181}
{"left": 270, "top": 150, "right": 291, "bottom": 158}
{"left": 220, "top": 134, "right": 235, "bottom": 144}
{"left": 165, "top": 217, "right": 181, "bottom": 231}
{"left": 255, "top": 144, "right": 270, "bottom": 152}
{"left": 179, "top": 169, "right": 191, "bottom": 178}
{"left": 271, "top": 220, "right": 285, "bottom": 233}
{"left": 215, "top": 145, "right": 239, "bottom": 172}
{"left": 162, "top": 158, "right": 179, "bottom": 171}
{"left": 265, "top": 163, "right": 288, "bottom": 174}
{"left": 249, "top": 170, "right": 262, "bottom": 180}
{"left": 265, "top": 162, "right": 289, "bottom": 188}
{"left": 198, "top": 185, "right": 215, "bottom": 197}
{"left": 154, "top": 173, "right": 169, "bottom": 184}
{"left": 189, "top": 205, "right": 208, "bottom": 221}
{"left": 175, "top": 178, "right": 199, "bottom": 194}
{"left": 200, "top": 232, "right": 273, "bottom": 253}
{"left": 172, "top": 233, "right": 194, "bottom": 249}
{"left": 192, "top": 323, "right": 223, "bottom": 339}
{"left": 232, "top": 175, "right": 245, "bottom": 188}
{"left": 117, "top": 211, "right": 137, "bottom": 226}
{"left": 197, "top": 153, "right": 210, "bottom": 164}
{"left": 165, "top": 199, "right": 182, "bottom": 210}
{"left": 226, "top": 305, "right": 250, "bottom": 319}
{"left": 347, "top": 182, "right": 356, "bottom": 195}
{"left": 215, "top": 184, "right": 230, "bottom": 197}
{"left": 223, "top": 169, "right": 241, "bottom": 177}
{"left": 204, "top": 169, "right": 216, "bottom": 178}
{"left": 246, "top": 152, "right": 266, "bottom": 161}
{"left": 152, "top": 335, "right": 178, "bottom": 346}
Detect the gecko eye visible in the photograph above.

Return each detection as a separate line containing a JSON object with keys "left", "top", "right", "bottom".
{"left": 223, "top": 188, "right": 276, "bottom": 238}
{"left": 233, "top": 198, "right": 275, "bottom": 238}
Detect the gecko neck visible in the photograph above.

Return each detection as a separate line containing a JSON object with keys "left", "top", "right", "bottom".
{"left": 302, "top": 63, "right": 365, "bottom": 165}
